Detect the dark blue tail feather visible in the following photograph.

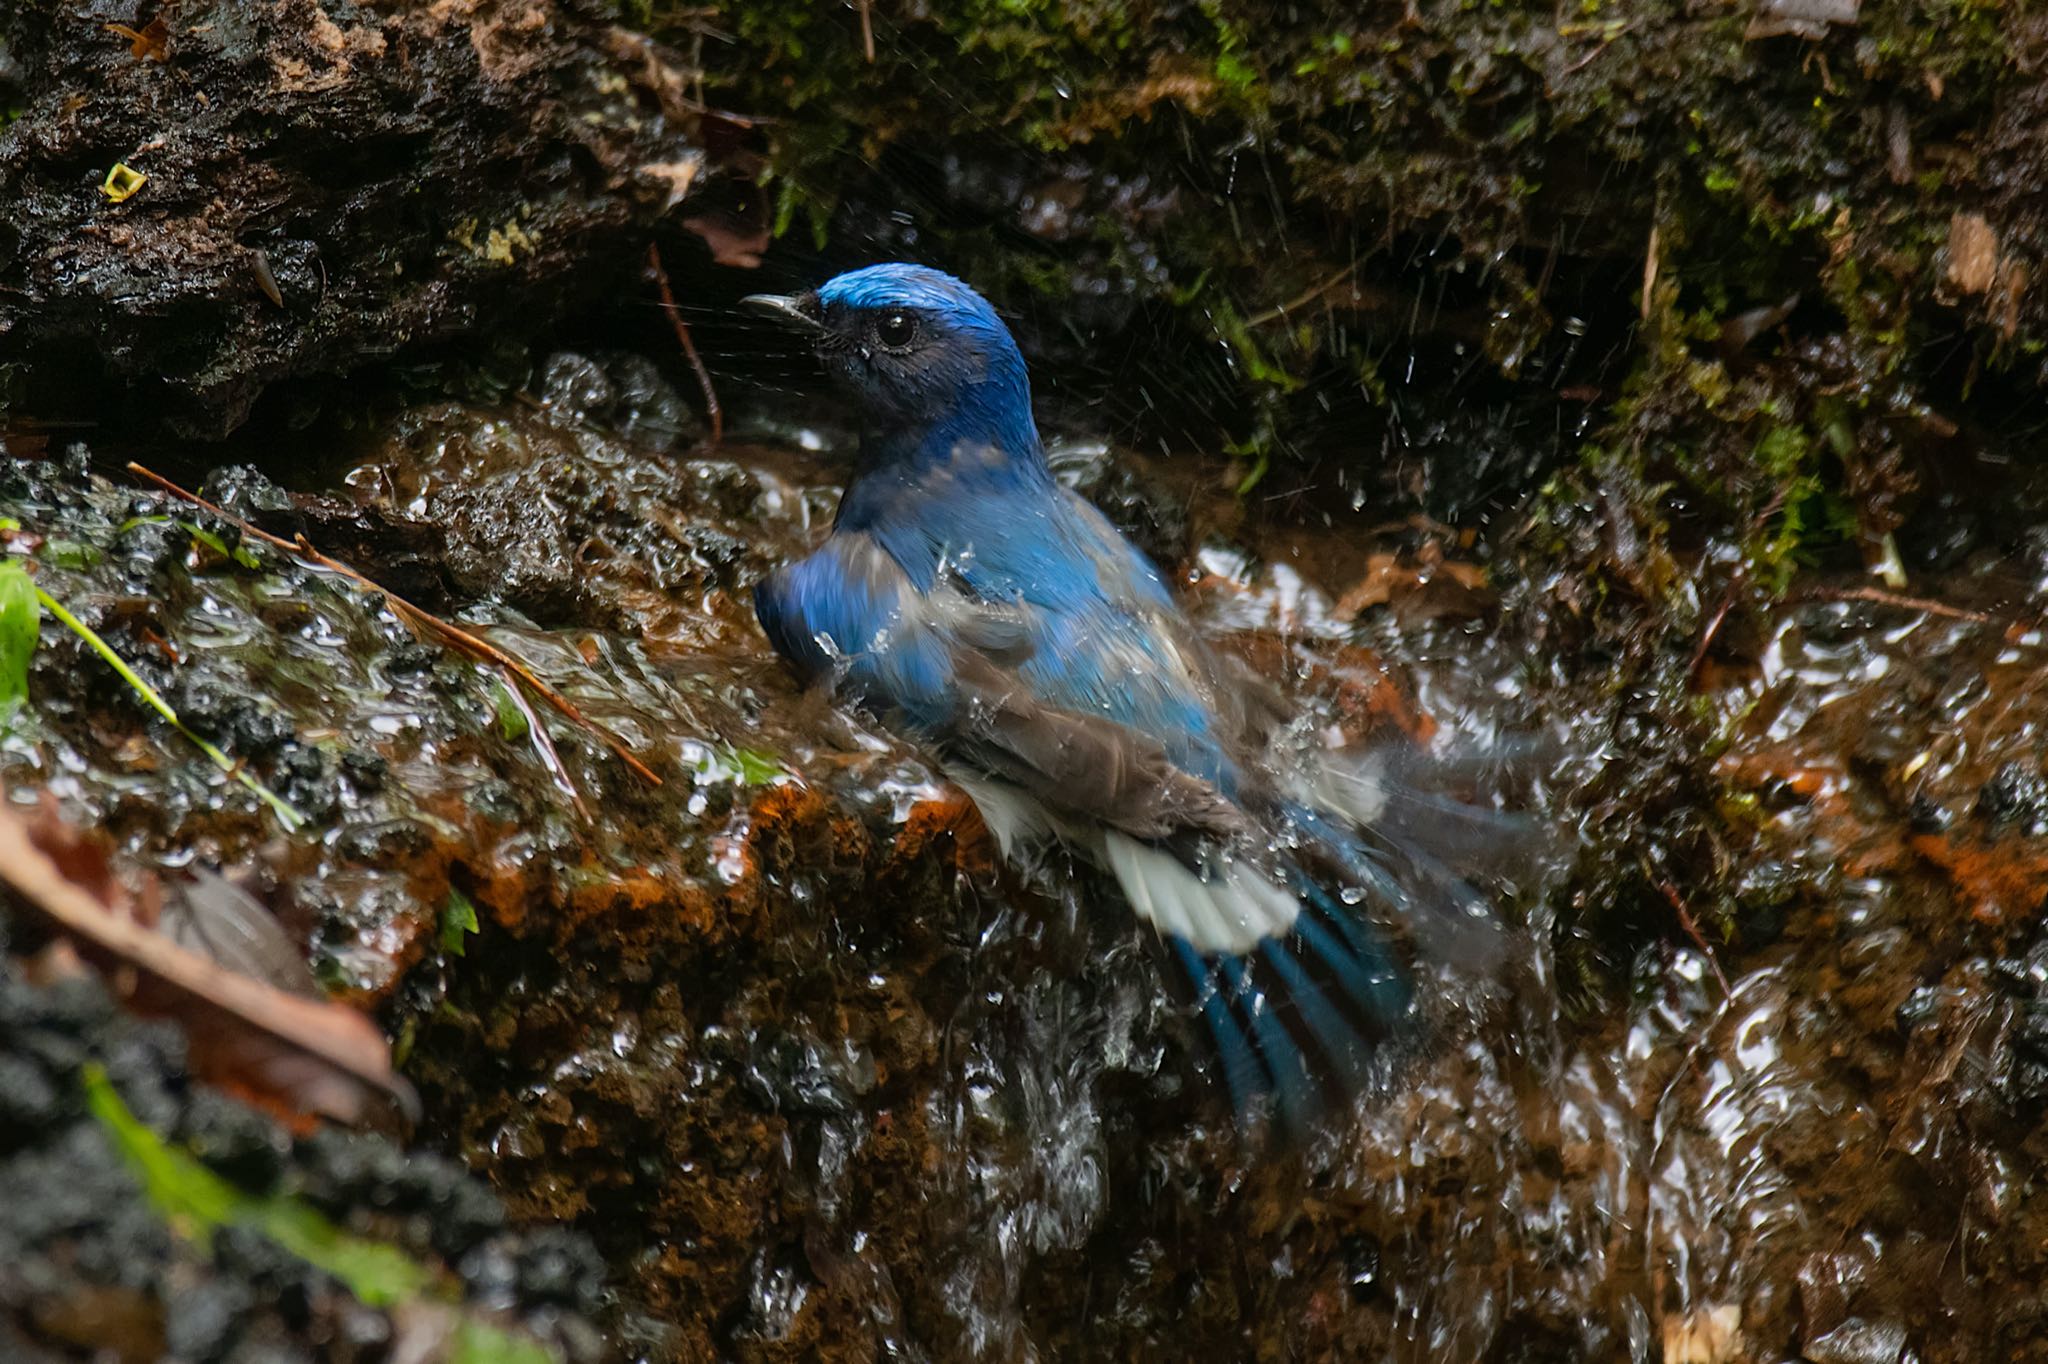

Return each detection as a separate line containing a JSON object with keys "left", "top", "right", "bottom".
{"left": 1217, "top": 955, "right": 1319, "bottom": 1133}
{"left": 1172, "top": 869, "right": 1419, "bottom": 1137}
{"left": 1166, "top": 772, "right": 1528, "bottom": 1135}
{"left": 1258, "top": 937, "right": 1372, "bottom": 1092}
{"left": 1172, "top": 937, "right": 1262, "bottom": 1117}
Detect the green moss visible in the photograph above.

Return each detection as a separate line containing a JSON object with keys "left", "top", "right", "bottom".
{"left": 632, "top": 0, "right": 2043, "bottom": 561}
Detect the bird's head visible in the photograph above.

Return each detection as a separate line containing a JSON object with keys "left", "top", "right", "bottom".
{"left": 743, "top": 264, "right": 1033, "bottom": 441}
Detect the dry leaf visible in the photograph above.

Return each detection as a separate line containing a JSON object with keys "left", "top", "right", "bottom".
{"left": 1335, "top": 547, "right": 1492, "bottom": 621}
{"left": 682, "top": 205, "right": 770, "bottom": 269}
{"left": 638, "top": 155, "right": 703, "bottom": 212}
{"left": 1662, "top": 1304, "right": 1744, "bottom": 1364}
{"left": 0, "top": 795, "right": 414, "bottom": 1128}
{"left": 1947, "top": 213, "right": 2000, "bottom": 295}
{"left": 106, "top": 16, "right": 172, "bottom": 61}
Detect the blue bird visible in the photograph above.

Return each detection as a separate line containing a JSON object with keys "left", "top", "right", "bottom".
{"left": 745, "top": 263, "right": 1518, "bottom": 1134}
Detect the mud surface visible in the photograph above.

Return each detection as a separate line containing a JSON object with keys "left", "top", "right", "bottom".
{"left": 5, "top": 344, "right": 2048, "bottom": 1359}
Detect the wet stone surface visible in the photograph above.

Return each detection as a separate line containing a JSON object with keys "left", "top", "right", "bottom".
{"left": 6, "top": 353, "right": 2048, "bottom": 1360}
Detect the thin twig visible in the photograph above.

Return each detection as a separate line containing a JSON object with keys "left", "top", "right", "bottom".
{"left": 1792, "top": 584, "right": 1999, "bottom": 625}
{"left": 1686, "top": 589, "right": 1737, "bottom": 686}
{"left": 856, "top": 0, "right": 875, "bottom": 62}
{"left": 1558, "top": 21, "right": 1631, "bottom": 76}
{"left": 1653, "top": 875, "right": 1730, "bottom": 996}
{"left": 646, "top": 242, "right": 723, "bottom": 447}
{"left": 1246, "top": 263, "right": 1360, "bottom": 328}
{"left": 497, "top": 665, "right": 590, "bottom": 822}
{"left": 1687, "top": 483, "right": 1794, "bottom": 686}
{"left": 0, "top": 798, "right": 411, "bottom": 1124}
{"left": 1640, "top": 223, "right": 1660, "bottom": 321}
{"left": 126, "top": 464, "right": 662, "bottom": 788}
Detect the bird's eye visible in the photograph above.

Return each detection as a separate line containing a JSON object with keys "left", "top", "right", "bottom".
{"left": 874, "top": 311, "right": 917, "bottom": 349}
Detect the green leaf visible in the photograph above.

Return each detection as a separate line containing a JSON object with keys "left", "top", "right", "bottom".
{"left": 1234, "top": 451, "right": 1271, "bottom": 497}
{"left": 83, "top": 1064, "right": 433, "bottom": 1306}
{"left": 85, "top": 1066, "right": 564, "bottom": 1357}
{"left": 727, "top": 746, "right": 784, "bottom": 784}
{"left": 450, "top": 1319, "right": 559, "bottom": 1364}
{"left": 440, "top": 888, "right": 480, "bottom": 956}
{"left": 693, "top": 744, "right": 784, "bottom": 785}
{"left": 492, "top": 682, "right": 529, "bottom": 741}
{"left": 254, "top": 1198, "right": 434, "bottom": 1307}
{"left": 42, "top": 539, "right": 102, "bottom": 570}
{"left": 0, "top": 559, "right": 40, "bottom": 716}
{"left": 178, "top": 520, "right": 263, "bottom": 571}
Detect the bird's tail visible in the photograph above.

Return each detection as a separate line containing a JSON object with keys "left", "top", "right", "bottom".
{"left": 1156, "top": 744, "right": 1551, "bottom": 1137}
{"left": 1167, "top": 874, "right": 1414, "bottom": 1136}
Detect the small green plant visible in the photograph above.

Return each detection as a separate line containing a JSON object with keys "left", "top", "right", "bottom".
{"left": 492, "top": 681, "right": 530, "bottom": 741}
{"left": 0, "top": 559, "right": 39, "bottom": 717}
{"left": 35, "top": 585, "right": 305, "bottom": 830}
{"left": 86, "top": 1063, "right": 431, "bottom": 1305}
{"left": 85, "top": 1065, "right": 558, "bottom": 1361}
{"left": 440, "top": 888, "right": 481, "bottom": 956}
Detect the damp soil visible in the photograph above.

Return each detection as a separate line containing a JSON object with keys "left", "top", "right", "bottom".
{"left": 7, "top": 346, "right": 2048, "bottom": 1362}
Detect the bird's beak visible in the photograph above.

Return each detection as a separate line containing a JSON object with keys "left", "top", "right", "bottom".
{"left": 739, "top": 292, "right": 825, "bottom": 335}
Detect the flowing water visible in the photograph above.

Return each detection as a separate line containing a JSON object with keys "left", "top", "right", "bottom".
{"left": 6, "top": 348, "right": 2048, "bottom": 1362}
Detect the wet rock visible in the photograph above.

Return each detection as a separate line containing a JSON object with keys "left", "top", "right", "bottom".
{"left": 164, "top": 1278, "right": 250, "bottom": 1362}
{"left": 0, "top": 0, "right": 710, "bottom": 436}
{"left": 539, "top": 354, "right": 620, "bottom": 424}
{"left": 176, "top": 1089, "right": 292, "bottom": 1195}
{"left": 539, "top": 351, "right": 701, "bottom": 451}
{"left": 1993, "top": 944, "right": 2048, "bottom": 1113}
{"left": 513, "top": 1228, "right": 609, "bottom": 1311}
{"left": 741, "top": 1030, "right": 873, "bottom": 1117}
{"left": 1804, "top": 1317, "right": 1909, "bottom": 1364}
{"left": 204, "top": 467, "right": 300, "bottom": 523}
{"left": 1974, "top": 760, "right": 2048, "bottom": 835}
{"left": 1340, "top": 1233, "right": 1383, "bottom": 1304}
{"left": 18, "top": 364, "right": 2048, "bottom": 1363}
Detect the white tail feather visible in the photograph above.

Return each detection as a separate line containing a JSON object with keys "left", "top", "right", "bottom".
{"left": 1102, "top": 832, "right": 1299, "bottom": 955}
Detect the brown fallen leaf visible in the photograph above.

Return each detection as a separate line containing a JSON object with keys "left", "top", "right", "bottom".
{"left": 106, "top": 16, "right": 171, "bottom": 61}
{"left": 1662, "top": 1304, "right": 1743, "bottom": 1364}
{"left": 1334, "top": 545, "right": 1492, "bottom": 621}
{"left": 1947, "top": 212, "right": 2001, "bottom": 295}
{"left": 0, "top": 795, "right": 414, "bottom": 1128}
{"left": 681, "top": 203, "right": 771, "bottom": 269}
{"left": 637, "top": 155, "right": 703, "bottom": 213}
{"left": 1718, "top": 293, "right": 1801, "bottom": 356}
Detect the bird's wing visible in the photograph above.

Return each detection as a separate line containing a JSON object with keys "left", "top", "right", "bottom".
{"left": 759, "top": 527, "right": 1418, "bottom": 1134}
{"left": 764, "top": 527, "right": 1242, "bottom": 819}
{"left": 775, "top": 531, "right": 1328, "bottom": 955}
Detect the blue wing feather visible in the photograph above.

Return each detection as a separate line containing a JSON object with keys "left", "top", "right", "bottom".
{"left": 761, "top": 468, "right": 1485, "bottom": 1139}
